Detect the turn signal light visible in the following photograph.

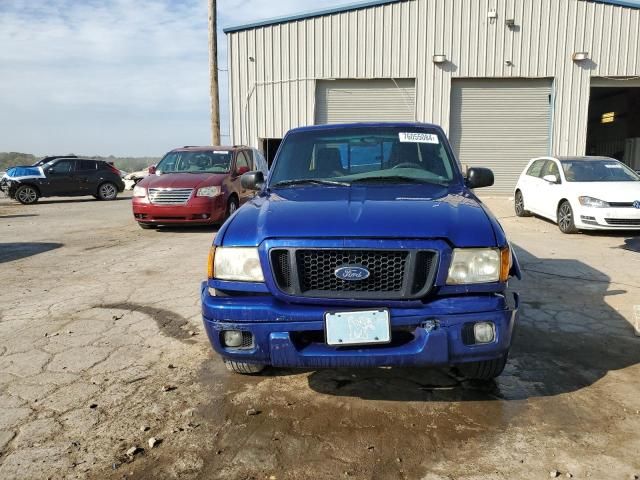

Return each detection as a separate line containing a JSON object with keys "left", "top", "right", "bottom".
{"left": 207, "top": 246, "right": 216, "bottom": 279}
{"left": 499, "top": 246, "right": 511, "bottom": 282}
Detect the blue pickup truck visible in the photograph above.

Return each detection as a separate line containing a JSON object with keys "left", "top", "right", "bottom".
{"left": 201, "top": 122, "right": 520, "bottom": 379}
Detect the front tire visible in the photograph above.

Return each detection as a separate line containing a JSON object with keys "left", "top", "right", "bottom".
{"left": 138, "top": 223, "right": 156, "bottom": 230}
{"left": 514, "top": 190, "right": 531, "bottom": 217}
{"left": 15, "top": 185, "right": 39, "bottom": 205}
{"left": 97, "top": 182, "right": 118, "bottom": 201}
{"left": 557, "top": 200, "right": 578, "bottom": 234}
{"left": 457, "top": 356, "right": 508, "bottom": 380}
{"left": 224, "top": 360, "right": 265, "bottom": 375}
{"left": 225, "top": 196, "right": 239, "bottom": 220}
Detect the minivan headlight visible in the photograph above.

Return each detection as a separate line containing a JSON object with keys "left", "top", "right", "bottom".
{"left": 197, "top": 186, "right": 221, "bottom": 197}
{"left": 212, "top": 247, "right": 264, "bottom": 282}
{"left": 578, "top": 196, "right": 609, "bottom": 208}
{"left": 447, "top": 248, "right": 502, "bottom": 284}
{"left": 132, "top": 185, "right": 146, "bottom": 197}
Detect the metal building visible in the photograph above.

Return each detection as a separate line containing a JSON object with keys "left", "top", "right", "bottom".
{"left": 224, "top": 0, "right": 640, "bottom": 193}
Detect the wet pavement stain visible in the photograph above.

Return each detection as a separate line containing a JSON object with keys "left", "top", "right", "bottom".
{"left": 97, "top": 302, "right": 195, "bottom": 342}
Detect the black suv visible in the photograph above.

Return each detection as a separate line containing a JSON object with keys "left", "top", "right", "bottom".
{"left": 1, "top": 158, "right": 125, "bottom": 204}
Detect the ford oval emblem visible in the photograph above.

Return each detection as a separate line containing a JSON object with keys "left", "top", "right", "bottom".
{"left": 634, "top": 200, "right": 640, "bottom": 209}
{"left": 335, "top": 265, "right": 370, "bottom": 281}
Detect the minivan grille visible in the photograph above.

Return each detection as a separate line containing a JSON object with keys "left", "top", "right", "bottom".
{"left": 148, "top": 188, "right": 193, "bottom": 205}
{"left": 270, "top": 248, "right": 437, "bottom": 300}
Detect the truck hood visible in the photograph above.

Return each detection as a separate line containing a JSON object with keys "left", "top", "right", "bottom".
{"left": 140, "top": 172, "right": 227, "bottom": 189}
{"left": 220, "top": 184, "right": 498, "bottom": 247}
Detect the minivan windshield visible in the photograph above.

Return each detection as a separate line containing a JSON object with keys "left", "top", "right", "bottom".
{"left": 561, "top": 159, "right": 640, "bottom": 182}
{"left": 269, "top": 127, "right": 459, "bottom": 187}
{"left": 156, "top": 151, "right": 232, "bottom": 174}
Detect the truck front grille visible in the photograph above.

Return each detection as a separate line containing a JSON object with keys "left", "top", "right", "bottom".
{"left": 148, "top": 188, "right": 193, "bottom": 205}
{"left": 270, "top": 248, "right": 437, "bottom": 300}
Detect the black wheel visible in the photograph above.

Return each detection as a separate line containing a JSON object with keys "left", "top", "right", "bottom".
{"left": 457, "top": 355, "right": 508, "bottom": 380}
{"left": 226, "top": 196, "right": 239, "bottom": 219}
{"left": 557, "top": 200, "right": 578, "bottom": 234}
{"left": 514, "top": 190, "right": 531, "bottom": 217}
{"left": 97, "top": 182, "right": 118, "bottom": 200}
{"left": 224, "top": 360, "right": 265, "bottom": 375}
{"left": 138, "top": 223, "right": 156, "bottom": 230}
{"left": 15, "top": 185, "right": 39, "bottom": 205}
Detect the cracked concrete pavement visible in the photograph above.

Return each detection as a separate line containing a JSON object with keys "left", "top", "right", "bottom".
{"left": 0, "top": 192, "right": 639, "bottom": 479}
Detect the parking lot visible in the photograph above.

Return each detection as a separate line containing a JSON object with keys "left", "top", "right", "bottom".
{"left": 0, "top": 193, "right": 639, "bottom": 480}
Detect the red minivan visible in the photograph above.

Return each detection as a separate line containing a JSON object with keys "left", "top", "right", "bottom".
{"left": 132, "top": 146, "right": 267, "bottom": 229}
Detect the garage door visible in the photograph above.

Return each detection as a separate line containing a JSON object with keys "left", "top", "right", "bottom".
{"left": 450, "top": 79, "right": 552, "bottom": 194}
{"left": 315, "top": 79, "right": 416, "bottom": 124}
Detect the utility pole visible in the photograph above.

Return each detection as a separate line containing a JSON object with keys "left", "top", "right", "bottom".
{"left": 208, "top": 0, "right": 220, "bottom": 145}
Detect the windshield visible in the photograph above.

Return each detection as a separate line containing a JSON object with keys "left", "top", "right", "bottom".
{"left": 269, "top": 127, "right": 459, "bottom": 187}
{"left": 561, "top": 159, "right": 640, "bottom": 182}
{"left": 156, "top": 151, "right": 232, "bottom": 174}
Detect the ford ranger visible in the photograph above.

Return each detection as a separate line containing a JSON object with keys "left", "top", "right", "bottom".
{"left": 201, "top": 123, "right": 520, "bottom": 379}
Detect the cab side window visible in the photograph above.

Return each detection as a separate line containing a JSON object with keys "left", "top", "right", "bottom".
{"left": 541, "top": 160, "right": 561, "bottom": 182}
{"left": 77, "top": 160, "right": 97, "bottom": 171}
{"left": 49, "top": 160, "right": 74, "bottom": 174}
{"left": 526, "top": 160, "right": 545, "bottom": 178}
{"left": 253, "top": 149, "right": 268, "bottom": 174}
{"left": 235, "top": 151, "right": 250, "bottom": 174}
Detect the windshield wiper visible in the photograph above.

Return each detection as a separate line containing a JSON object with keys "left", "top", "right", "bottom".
{"left": 349, "top": 175, "right": 447, "bottom": 186}
{"left": 271, "top": 179, "right": 350, "bottom": 188}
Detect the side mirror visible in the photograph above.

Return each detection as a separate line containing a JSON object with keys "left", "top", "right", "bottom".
{"left": 148, "top": 165, "right": 156, "bottom": 174}
{"left": 466, "top": 167, "right": 494, "bottom": 189}
{"left": 235, "top": 165, "right": 250, "bottom": 176}
{"left": 241, "top": 171, "right": 264, "bottom": 191}
{"left": 542, "top": 174, "right": 559, "bottom": 184}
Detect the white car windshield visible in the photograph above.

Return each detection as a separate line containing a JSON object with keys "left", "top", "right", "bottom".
{"left": 561, "top": 159, "right": 640, "bottom": 182}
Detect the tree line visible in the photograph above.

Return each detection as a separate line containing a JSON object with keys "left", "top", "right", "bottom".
{"left": 0, "top": 152, "right": 158, "bottom": 173}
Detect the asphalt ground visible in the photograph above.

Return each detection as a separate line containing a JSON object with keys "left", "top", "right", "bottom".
{"left": 0, "top": 191, "right": 639, "bottom": 479}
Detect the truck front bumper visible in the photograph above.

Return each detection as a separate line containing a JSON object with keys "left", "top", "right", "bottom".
{"left": 201, "top": 283, "right": 519, "bottom": 369}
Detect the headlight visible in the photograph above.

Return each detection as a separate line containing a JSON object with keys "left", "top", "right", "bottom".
{"left": 447, "top": 248, "right": 504, "bottom": 284}
{"left": 211, "top": 247, "right": 264, "bottom": 282}
{"left": 132, "top": 185, "right": 146, "bottom": 197}
{"left": 197, "top": 186, "right": 221, "bottom": 197}
{"left": 578, "top": 196, "right": 609, "bottom": 208}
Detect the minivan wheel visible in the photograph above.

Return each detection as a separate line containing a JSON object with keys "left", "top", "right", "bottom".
{"left": 557, "top": 200, "right": 578, "bottom": 234}
{"left": 15, "top": 185, "right": 39, "bottom": 205}
{"left": 226, "top": 196, "right": 239, "bottom": 219}
{"left": 457, "top": 355, "right": 508, "bottom": 380}
{"left": 97, "top": 182, "right": 118, "bottom": 200}
{"left": 514, "top": 190, "right": 531, "bottom": 217}
{"left": 224, "top": 360, "right": 265, "bottom": 375}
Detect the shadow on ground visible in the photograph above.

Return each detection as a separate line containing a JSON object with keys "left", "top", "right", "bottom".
{"left": 37, "top": 196, "right": 130, "bottom": 205}
{"left": 0, "top": 242, "right": 63, "bottom": 263}
{"left": 304, "top": 244, "right": 640, "bottom": 401}
{"left": 0, "top": 214, "right": 39, "bottom": 219}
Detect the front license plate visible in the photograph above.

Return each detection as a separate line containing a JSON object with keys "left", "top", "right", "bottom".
{"left": 325, "top": 309, "right": 391, "bottom": 346}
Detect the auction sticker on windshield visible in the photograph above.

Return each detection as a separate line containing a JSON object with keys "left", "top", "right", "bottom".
{"left": 399, "top": 132, "right": 439, "bottom": 144}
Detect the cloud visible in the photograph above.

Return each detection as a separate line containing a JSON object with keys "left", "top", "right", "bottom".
{"left": 0, "top": 0, "right": 351, "bottom": 156}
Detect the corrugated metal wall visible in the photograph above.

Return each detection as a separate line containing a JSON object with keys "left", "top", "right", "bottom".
{"left": 450, "top": 78, "right": 552, "bottom": 194}
{"left": 227, "top": 0, "right": 640, "bottom": 156}
{"left": 315, "top": 79, "right": 416, "bottom": 124}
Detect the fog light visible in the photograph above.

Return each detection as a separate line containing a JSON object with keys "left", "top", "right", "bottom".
{"left": 474, "top": 322, "right": 496, "bottom": 344}
{"left": 223, "top": 330, "right": 243, "bottom": 347}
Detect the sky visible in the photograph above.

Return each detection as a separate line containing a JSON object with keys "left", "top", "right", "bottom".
{"left": 0, "top": 0, "right": 351, "bottom": 157}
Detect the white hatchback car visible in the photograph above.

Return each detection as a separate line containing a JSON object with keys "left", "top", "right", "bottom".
{"left": 514, "top": 156, "right": 640, "bottom": 233}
